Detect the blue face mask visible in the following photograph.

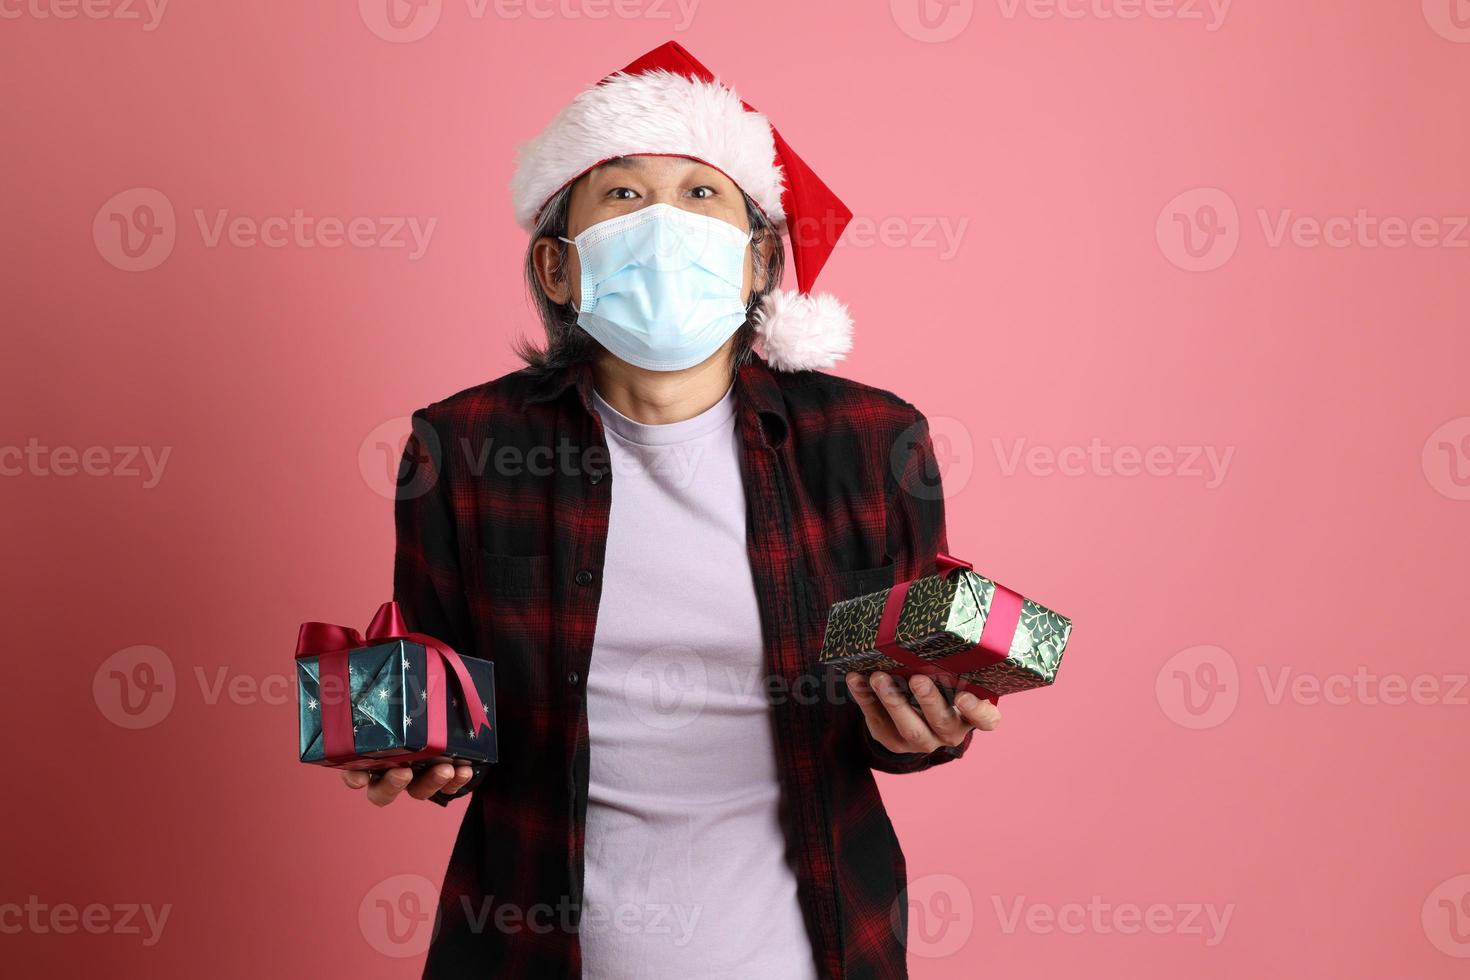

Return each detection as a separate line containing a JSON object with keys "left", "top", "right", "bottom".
{"left": 560, "top": 203, "right": 753, "bottom": 372}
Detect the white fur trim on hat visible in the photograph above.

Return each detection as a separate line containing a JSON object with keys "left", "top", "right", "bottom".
{"left": 753, "top": 289, "right": 853, "bottom": 371}
{"left": 511, "top": 69, "right": 786, "bottom": 231}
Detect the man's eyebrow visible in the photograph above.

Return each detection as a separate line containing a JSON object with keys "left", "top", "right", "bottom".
{"left": 592, "top": 156, "right": 642, "bottom": 172}
{"left": 591, "top": 155, "right": 704, "bottom": 175}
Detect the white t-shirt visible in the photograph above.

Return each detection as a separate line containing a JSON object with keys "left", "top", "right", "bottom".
{"left": 581, "top": 386, "right": 819, "bottom": 980}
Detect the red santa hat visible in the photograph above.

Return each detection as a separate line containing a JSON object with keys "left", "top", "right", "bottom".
{"left": 510, "top": 40, "right": 854, "bottom": 371}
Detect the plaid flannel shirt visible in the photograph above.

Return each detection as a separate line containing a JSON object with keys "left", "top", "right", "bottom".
{"left": 394, "top": 354, "right": 971, "bottom": 980}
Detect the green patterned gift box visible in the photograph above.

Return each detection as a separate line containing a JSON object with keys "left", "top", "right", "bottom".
{"left": 818, "top": 557, "right": 1072, "bottom": 697}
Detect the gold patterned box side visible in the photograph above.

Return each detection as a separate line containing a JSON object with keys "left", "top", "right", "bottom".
{"left": 818, "top": 570, "right": 1072, "bottom": 696}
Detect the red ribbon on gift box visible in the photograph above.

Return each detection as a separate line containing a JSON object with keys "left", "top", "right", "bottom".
{"left": 872, "top": 553, "right": 1020, "bottom": 705}
{"left": 295, "top": 602, "right": 490, "bottom": 767}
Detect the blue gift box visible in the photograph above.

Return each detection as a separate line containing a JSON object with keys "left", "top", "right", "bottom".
{"left": 296, "top": 637, "right": 497, "bottom": 768}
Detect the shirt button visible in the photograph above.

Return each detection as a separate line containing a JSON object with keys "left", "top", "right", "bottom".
{"left": 575, "top": 569, "right": 595, "bottom": 586}
{"left": 566, "top": 670, "right": 580, "bottom": 685}
{"left": 588, "top": 469, "right": 604, "bottom": 485}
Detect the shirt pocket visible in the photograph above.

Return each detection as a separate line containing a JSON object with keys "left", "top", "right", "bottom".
{"left": 477, "top": 550, "right": 554, "bottom": 704}
{"left": 801, "top": 561, "right": 897, "bottom": 640}
{"left": 479, "top": 550, "right": 552, "bottom": 597}
{"left": 802, "top": 562, "right": 896, "bottom": 613}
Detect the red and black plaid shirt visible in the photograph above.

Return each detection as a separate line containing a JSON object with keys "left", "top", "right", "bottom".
{"left": 394, "top": 354, "right": 972, "bottom": 980}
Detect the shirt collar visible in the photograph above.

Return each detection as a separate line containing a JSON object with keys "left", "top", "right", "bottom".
{"left": 523, "top": 359, "right": 598, "bottom": 415}
{"left": 736, "top": 354, "right": 790, "bottom": 447}
{"left": 522, "top": 355, "right": 790, "bottom": 447}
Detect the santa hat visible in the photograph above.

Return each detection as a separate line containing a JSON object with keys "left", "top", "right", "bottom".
{"left": 510, "top": 40, "right": 854, "bottom": 371}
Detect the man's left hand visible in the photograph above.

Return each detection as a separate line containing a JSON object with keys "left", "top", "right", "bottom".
{"left": 846, "top": 670, "right": 1001, "bottom": 755}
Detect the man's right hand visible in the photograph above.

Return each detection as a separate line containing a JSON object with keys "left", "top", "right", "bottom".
{"left": 342, "top": 764, "right": 476, "bottom": 806}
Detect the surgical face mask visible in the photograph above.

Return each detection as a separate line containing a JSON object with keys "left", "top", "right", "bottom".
{"left": 558, "top": 203, "right": 753, "bottom": 372}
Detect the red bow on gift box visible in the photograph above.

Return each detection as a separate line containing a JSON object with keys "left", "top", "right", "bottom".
{"left": 872, "top": 553, "right": 1021, "bottom": 704}
{"left": 295, "top": 602, "right": 490, "bottom": 767}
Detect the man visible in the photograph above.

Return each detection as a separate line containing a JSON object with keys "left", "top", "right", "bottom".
{"left": 342, "top": 41, "right": 1001, "bottom": 980}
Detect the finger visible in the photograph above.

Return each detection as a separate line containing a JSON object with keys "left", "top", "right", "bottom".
{"left": 954, "top": 690, "right": 1003, "bottom": 732}
{"left": 908, "top": 674, "right": 968, "bottom": 746}
{"left": 870, "top": 672, "right": 941, "bottom": 752}
{"left": 846, "top": 673, "right": 901, "bottom": 746}
{"left": 440, "top": 765, "right": 475, "bottom": 796}
{"left": 341, "top": 770, "right": 371, "bottom": 790}
{"left": 366, "top": 766, "right": 415, "bottom": 807}
{"left": 406, "top": 763, "right": 456, "bottom": 801}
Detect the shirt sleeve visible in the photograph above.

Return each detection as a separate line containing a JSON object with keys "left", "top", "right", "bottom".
{"left": 391, "top": 409, "right": 484, "bottom": 805}
{"left": 861, "top": 406, "right": 973, "bottom": 775}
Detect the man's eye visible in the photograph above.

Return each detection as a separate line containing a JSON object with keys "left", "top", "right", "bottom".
{"left": 608, "top": 187, "right": 639, "bottom": 200}
{"left": 688, "top": 186, "right": 716, "bottom": 200}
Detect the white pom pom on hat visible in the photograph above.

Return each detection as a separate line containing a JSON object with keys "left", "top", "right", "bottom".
{"left": 511, "top": 40, "right": 855, "bottom": 371}
{"left": 753, "top": 290, "right": 854, "bottom": 372}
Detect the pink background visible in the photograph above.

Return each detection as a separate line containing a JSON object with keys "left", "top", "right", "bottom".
{"left": 4, "top": 1, "right": 1470, "bottom": 977}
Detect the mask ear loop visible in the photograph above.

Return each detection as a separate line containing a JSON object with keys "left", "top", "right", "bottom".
{"left": 746, "top": 226, "right": 771, "bottom": 317}
{"left": 546, "top": 235, "right": 576, "bottom": 320}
